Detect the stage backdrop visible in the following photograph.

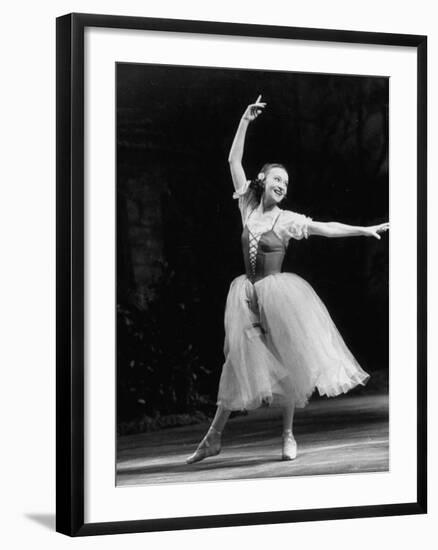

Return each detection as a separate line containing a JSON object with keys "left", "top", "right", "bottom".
{"left": 116, "top": 63, "right": 389, "bottom": 426}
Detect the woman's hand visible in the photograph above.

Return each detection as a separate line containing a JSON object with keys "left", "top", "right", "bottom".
{"left": 242, "top": 95, "right": 267, "bottom": 122}
{"left": 228, "top": 95, "right": 266, "bottom": 193}
{"left": 363, "top": 222, "right": 390, "bottom": 240}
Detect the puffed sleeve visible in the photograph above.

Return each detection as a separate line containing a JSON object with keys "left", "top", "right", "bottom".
{"left": 232, "top": 180, "right": 258, "bottom": 226}
{"left": 281, "top": 210, "right": 313, "bottom": 240}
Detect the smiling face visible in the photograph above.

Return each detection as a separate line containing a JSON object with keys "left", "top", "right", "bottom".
{"left": 262, "top": 166, "right": 289, "bottom": 205}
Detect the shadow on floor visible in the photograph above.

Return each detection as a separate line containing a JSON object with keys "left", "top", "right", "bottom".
{"left": 24, "top": 513, "right": 55, "bottom": 531}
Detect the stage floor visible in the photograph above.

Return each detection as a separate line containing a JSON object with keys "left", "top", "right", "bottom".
{"left": 116, "top": 392, "right": 389, "bottom": 486}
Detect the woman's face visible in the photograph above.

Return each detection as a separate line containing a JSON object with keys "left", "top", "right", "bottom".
{"left": 263, "top": 167, "right": 289, "bottom": 204}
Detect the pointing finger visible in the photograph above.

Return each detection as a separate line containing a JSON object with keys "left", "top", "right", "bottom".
{"left": 255, "top": 94, "right": 262, "bottom": 103}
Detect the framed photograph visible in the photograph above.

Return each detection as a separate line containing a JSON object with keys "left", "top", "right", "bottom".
{"left": 56, "top": 13, "right": 427, "bottom": 536}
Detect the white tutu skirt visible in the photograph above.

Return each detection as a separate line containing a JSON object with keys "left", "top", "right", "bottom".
{"left": 217, "top": 273, "right": 370, "bottom": 411}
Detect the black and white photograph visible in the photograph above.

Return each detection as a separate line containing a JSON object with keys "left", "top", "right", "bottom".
{"left": 2, "top": 0, "right": 433, "bottom": 545}
{"left": 115, "top": 63, "right": 390, "bottom": 487}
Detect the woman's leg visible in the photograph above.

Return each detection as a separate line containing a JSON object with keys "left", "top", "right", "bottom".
{"left": 210, "top": 404, "right": 231, "bottom": 432}
{"left": 282, "top": 402, "right": 297, "bottom": 460}
{"left": 282, "top": 403, "right": 295, "bottom": 433}
{"left": 186, "top": 405, "right": 231, "bottom": 464}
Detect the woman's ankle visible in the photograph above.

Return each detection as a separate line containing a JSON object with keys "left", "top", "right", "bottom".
{"left": 208, "top": 426, "right": 222, "bottom": 437}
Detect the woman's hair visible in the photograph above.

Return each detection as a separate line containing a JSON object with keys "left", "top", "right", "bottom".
{"left": 249, "top": 163, "right": 288, "bottom": 203}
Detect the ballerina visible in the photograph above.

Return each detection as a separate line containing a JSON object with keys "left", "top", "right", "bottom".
{"left": 186, "top": 95, "right": 389, "bottom": 464}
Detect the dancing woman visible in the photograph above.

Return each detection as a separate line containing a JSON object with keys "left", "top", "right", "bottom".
{"left": 186, "top": 96, "right": 389, "bottom": 464}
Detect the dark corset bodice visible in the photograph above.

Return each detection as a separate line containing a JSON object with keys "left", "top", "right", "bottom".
{"left": 242, "top": 226, "right": 286, "bottom": 283}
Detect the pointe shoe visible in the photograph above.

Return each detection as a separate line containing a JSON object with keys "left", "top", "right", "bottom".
{"left": 282, "top": 431, "right": 297, "bottom": 461}
{"left": 186, "top": 427, "right": 222, "bottom": 464}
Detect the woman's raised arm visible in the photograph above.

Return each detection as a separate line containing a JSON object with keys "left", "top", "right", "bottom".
{"left": 228, "top": 95, "right": 266, "bottom": 193}
{"left": 307, "top": 220, "right": 389, "bottom": 240}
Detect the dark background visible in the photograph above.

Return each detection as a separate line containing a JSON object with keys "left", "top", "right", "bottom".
{"left": 116, "top": 63, "right": 389, "bottom": 427}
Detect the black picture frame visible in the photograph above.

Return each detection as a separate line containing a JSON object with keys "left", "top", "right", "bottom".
{"left": 56, "top": 12, "right": 427, "bottom": 537}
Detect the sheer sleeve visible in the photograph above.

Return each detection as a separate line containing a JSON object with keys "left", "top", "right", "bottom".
{"left": 280, "top": 210, "right": 313, "bottom": 241}
{"left": 232, "top": 180, "right": 258, "bottom": 226}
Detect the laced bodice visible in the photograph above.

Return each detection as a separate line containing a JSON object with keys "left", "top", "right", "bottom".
{"left": 241, "top": 210, "right": 286, "bottom": 282}
{"left": 233, "top": 180, "right": 313, "bottom": 282}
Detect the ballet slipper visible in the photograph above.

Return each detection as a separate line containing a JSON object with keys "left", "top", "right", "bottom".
{"left": 186, "top": 427, "right": 222, "bottom": 464}
{"left": 282, "top": 430, "right": 297, "bottom": 461}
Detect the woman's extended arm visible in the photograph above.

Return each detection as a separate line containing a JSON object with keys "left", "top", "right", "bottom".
{"left": 308, "top": 220, "right": 389, "bottom": 240}
{"left": 228, "top": 95, "right": 266, "bottom": 193}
